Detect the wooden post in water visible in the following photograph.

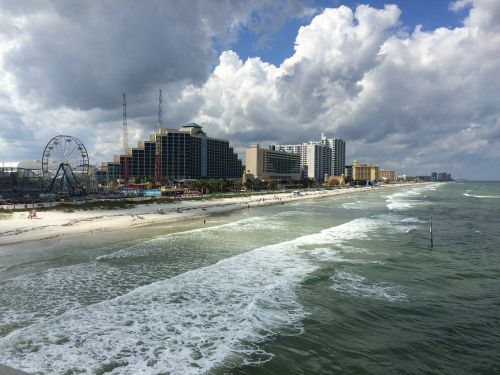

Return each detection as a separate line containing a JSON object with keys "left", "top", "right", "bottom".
{"left": 430, "top": 217, "right": 433, "bottom": 248}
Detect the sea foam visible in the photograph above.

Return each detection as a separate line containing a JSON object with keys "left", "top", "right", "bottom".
{"left": 0, "top": 217, "right": 379, "bottom": 374}
{"left": 385, "top": 187, "right": 430, "bottom": 211}
{"left": 330, "top": 270, "right": 407, "bottom": 302}
{"left": 463, "top": 193, "right": 500, "bottom": 199}
{"left": 0, "top": 215, "right": 290, "bottom": 338}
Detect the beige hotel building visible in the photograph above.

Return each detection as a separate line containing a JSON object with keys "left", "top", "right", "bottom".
{"left": 351, "top": 160, "right": 379, "bottom": 181}
{"left": 379, "top": 169, "right": 395, "bottom": 181}
{"left": 245, "top": 144, "right": 301, "bottom": 182}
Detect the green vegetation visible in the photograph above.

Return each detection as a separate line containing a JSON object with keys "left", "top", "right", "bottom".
{"left": 47, "top": 200, "right": 134, "bottom": 212}
{"left": 44, "top": 197, "right": 178, "bottom": 212}
{"left": 0, "top": 212, "right": 12, "bottom": 220}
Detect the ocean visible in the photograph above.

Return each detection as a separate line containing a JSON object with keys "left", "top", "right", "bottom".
{"left": 0, "top": 182, "right": 499, "bottom": 374}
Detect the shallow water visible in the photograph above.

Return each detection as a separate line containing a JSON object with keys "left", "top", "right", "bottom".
{"left": 0, "top": 182, "right": 499, "bottom": 374}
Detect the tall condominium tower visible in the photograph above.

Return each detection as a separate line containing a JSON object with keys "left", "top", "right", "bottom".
{"left": 318, "top": 133, "right": 346, "bottom": 177}
{"left": 274, "top": 133, "right": 345, "bottom": 181}
{"left": 274, "top": 143, "right": 331, "bottom": 181}
{"left": 303, "top": 143, "right": 332, "bottom": 181}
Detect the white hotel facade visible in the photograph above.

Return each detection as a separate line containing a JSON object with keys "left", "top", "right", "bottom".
{"left": 274, "top": 134, "right": 346, "bottom": 181}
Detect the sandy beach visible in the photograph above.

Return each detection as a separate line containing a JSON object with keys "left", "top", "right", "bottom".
{"left": 0, "top": 184, "right": 418, "bottom": 247}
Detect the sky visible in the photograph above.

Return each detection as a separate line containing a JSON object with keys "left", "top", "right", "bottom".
{"left": 0, "top": 0, "right": 499, "bottom": 180}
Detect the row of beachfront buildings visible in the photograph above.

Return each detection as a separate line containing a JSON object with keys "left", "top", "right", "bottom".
{"left": 244, "top": 143, "right": 393, "bottom": 184}
{"left": 96, "top": 122, "right": 395, "bottom": 185}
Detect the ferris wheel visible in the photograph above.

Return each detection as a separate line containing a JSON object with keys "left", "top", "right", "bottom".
{"left": 41, "top": 135, "right": 90, "bottom": 195}
{"left": 42, "top": 135, "right": 89, "bottom": 178}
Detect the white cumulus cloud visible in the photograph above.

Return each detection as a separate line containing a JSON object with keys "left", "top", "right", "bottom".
{"left": 0, "top": 1, "right": 499, "bottom": 179}
{"left": 170, "top": 1, "right": 500, "bottom": 178}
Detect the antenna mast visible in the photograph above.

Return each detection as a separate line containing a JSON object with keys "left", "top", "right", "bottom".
{"left": 122, "top": 93, "right": 130, "bottom": 181}
{"left": 154, "top": 89, "right": 163, "bottom": 181}
{"left": 123, "top": 93, "right": 128, "bottom": 154}
{"left": 157, "top": 89, "right": 162, "bottom": 133}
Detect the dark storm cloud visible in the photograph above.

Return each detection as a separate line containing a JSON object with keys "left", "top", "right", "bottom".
{"left": 4, "top": 2, "right": 213, "bottom": 110}
{"left": 2, "top": 0, "right": 305, "bottom": 112}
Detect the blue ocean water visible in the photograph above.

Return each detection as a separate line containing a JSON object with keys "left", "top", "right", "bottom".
{"left": 0, "top": 182, "right": 499, "bottom": 374}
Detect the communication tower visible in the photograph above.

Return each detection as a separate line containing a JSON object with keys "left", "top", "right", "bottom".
{"left": 122, "top": 93, "right": 131, "bottom": 181}
{"left": 154, "top": 89, "right": 163, "bottom": 181}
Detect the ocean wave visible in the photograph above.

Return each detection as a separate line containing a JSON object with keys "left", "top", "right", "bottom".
{"left": 385, "top": 188, "right": 429, "bottom": 211}
{"left": 373, "top": 214, "right": 424, "bottom": 234}
{"left": 0, "top": 217, "right": 380, "bottom": 374}
{"left": 0, "top": 216, "right": 292, "bottom": 336}
{"left": 463, "top": 193, "right": 500, "bottom": 199}
{"left": 330, "top": 270, "right": 407, "bottom": 302}
{"left": 400, "top": 217, "right": 428, "bottom": 224}
{"left": 342, "top": 201, "right": 365, "bottom": 210}
{"left": 98, "top": 216, "right": 286, "bottom": 260}
{"left": 308, "top": 248, "right": 382, "bottom": 265}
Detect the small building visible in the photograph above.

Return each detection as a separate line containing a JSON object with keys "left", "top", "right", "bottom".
{"left": 326, "top": 174, "right": 345, "bottom": 185}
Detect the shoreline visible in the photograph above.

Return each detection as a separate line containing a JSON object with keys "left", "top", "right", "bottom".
{"left": 0, "top": 184, "right": 425, "bottom": 247}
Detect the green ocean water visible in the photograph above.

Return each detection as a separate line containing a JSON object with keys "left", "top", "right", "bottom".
{"left": 0, "top": 182, "right": 499, "bottom": 374}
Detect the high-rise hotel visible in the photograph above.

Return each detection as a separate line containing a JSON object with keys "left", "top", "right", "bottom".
{"left": 317, "top": 134, "right": 346, "bottom": 177}
{"left": 274, "top": 134, "right": 346, "bottom": 181}
{"left": 98, "top": 123, "right": 242, "bottom": 183}
{"left": 244, "top": 144, "right": 301, "bottom": 182}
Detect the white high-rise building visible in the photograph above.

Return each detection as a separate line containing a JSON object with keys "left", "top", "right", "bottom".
{"left": 317, "top": 133, "right": 346, "bottom": 177}
{"left": 274, "top": 143, "right": 331, "bottom": 181}
{"left": 304, "top": 143, "right": 332, "bottom": 181}
{"left": 274, "top": 133, "right": 345, "bottom": 180}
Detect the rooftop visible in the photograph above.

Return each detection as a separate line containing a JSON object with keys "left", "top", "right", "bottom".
{"left": 181, "top": 122, "right": 203, "bottom": 129}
